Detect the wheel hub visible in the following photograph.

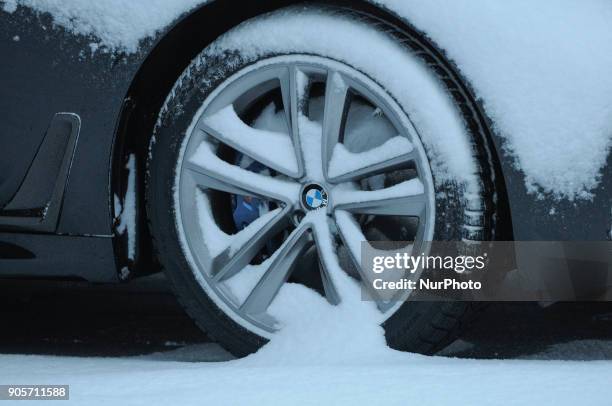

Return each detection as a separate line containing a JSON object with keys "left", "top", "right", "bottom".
{"left": 177, "top": 55, "right": 435, "bottom": 336}
{"left": 300, "top": 183, "right": 328, "bottom": 211}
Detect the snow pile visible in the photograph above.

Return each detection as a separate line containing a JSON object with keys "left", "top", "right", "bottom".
{"left": 1, "top": 0, "right": 208, "bottom": 52}
{"left": 377, "top": 0, "right": 612, "bottom": 199}
{"left": 240, "top": 211, "right": 394, "bottom": 367}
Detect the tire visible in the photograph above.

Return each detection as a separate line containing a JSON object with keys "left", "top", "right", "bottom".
{"left": 147, "top": 5, "right": 496, "bottom": 357}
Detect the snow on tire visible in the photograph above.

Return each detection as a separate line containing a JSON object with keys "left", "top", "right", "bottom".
{"left": 147, "top": 5, "right": 497, "bottom": 357}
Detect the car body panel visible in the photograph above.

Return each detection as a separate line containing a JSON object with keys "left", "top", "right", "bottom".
{"left": 0, "top": 6, "right": 144, "bottom": 235}
{"left": 0, "top": 1, "right": 610, "bottom": 282}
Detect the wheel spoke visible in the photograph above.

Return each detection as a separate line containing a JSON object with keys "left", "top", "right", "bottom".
{"left": 280, "top": 65, "right": 311, "bottom": 179}
{"left": 240, "top": 225, "right": 312, "bottom": 315}
{"left": 317, "top": 257, "right": 341, "bottom": 306}
{"left": 337, "top": 192, "right": 427, "bottom": 217}
{"left": 308, "top": 212, "right": 352, "bottom": 305}
{"left": 332, "top": 179, "right": 427, "bottom": 217}
{"left": 198, "top": 104, "right": 299, "bottom": 177}
{"left": 186, "top": 142, "right": 300, "bottom": 204}
{"left": 322, "top": 71, "right": 351, "bottom": 180}
{"left": 212, "top": 207, "right": 292, "bottom": 282}
{"left": 333, "top": 210, "right": 389, "bottom": 309}
{"left": 327, "top": 137, "right": 417, "bottom": 183}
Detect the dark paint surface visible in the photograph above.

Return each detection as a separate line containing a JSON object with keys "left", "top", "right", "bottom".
{"left": 0, "top": 2, "right": 610, "bottom": 283}
{"left": 0, "top": 7, "right": 144, "bottom": 235}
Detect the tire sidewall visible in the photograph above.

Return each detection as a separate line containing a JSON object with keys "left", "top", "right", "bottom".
{"left": 147, "top": 10, "right": 493, "bottom": 356}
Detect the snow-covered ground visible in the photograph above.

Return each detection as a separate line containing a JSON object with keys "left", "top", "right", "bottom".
{"left": 2, "top": 278, "right": 612, "bottom": 405}
{"left": 2, "top": 342, "right": 611, "bottom": 405}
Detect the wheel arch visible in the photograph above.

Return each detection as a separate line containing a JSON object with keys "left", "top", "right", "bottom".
{"left": 110, "top": 0, "right": 513, "bottom": 278}
{"left": 110, "top": 0, "right": 304, "bottom": 278}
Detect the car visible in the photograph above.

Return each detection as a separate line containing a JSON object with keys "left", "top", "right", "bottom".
{"left": 1, "top": 0, "right": 611, "bottom": 357}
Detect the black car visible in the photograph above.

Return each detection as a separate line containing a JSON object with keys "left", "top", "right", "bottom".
{"left": 1, "top": 1, "right": 611, "bottom": 357}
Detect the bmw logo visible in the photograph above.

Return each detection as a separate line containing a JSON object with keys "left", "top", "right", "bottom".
{"left": 301, "top": 183, "right": 328, "bottom": 211}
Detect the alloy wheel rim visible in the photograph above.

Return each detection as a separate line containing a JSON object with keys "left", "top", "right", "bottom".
{"left": 176, "top": 55, "right": 435, "bottom": 336}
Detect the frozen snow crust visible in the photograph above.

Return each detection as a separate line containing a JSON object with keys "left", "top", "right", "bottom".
{"left": 0, "top": 0, "right": 208, "bottom": 52}
{"left": 4, "top": 0, "right": 611, "bottom": 199}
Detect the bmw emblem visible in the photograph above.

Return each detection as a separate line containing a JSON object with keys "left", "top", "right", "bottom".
{"left": 301, "top": 183, "right": 328, "bottom": 211}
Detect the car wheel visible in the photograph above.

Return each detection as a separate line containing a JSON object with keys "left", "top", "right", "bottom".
{"left": 147, "top": 5, "right": 496, "bottom": 357}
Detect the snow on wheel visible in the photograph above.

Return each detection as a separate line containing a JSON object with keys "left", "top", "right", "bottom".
{"left": 147, "top": 6, "right": 496, "bottom": 357}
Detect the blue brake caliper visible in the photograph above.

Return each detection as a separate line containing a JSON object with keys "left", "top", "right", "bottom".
{"left": 232, "top": 161, "right": 267, "bottom": 231}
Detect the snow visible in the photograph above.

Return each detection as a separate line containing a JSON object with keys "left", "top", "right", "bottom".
{"left": 114, "top": 154, "right": 136, "bottom": 261}
{"left": 251, "top": 103, "right": 289, "bottom": 134}
{"left": 376, "top": 0, "right": 612, "bottom": 199}
{"left": 1, "top": 0, "right": 209, "bottom": 52}
{"left": 5, "top": 2, "right": 611, "bottom": 198}
{"left": 195, "top": 191, "right": 281, "bottom": 258}
{"left": 2, "top": 268, "right": 611, "bottom": 406}
{"left": 202, "top": 105, "right": 298, "bottom": 176}
{"left": 297, "top": 115, "right": 326, "bottom": 183}
{"left": 332, "top": 179, "right": 425, "bottom": 207}
{"left": 1, "top": 337, "right": 611, "bottom": 405}
{"left": 329, "top": 136, "right": 414, "bottom": 178}
{"left": 194, "top": 192, "right": 230, "bottom": 258}
{"left": 0, "top": 0, "right": 15, "bottom": 12}
{"left": 227, "top": 209, "right": 280, "bottom": 256}
{"left": 306, "top": 211, "right": 355, "bottom": 297}
{"left": 1, "top": 3, "right": 611, "bottom": 402}
{"left": 224, "top": 210, "right": 356, "bottom": 307}
{"left": 224, "top": 261, "right": 270, "bottom": 305}
{"left": 334, "top": 209, "right": 367, "bottom": 264}
{"left": 5, "top": 225, "right": 609, "bottom": 404}
{"left": 189, "top": 141, "right": 301, "bottom": 204}
{"left": 209, "top": 13, "right": 478, "bottom": 191}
